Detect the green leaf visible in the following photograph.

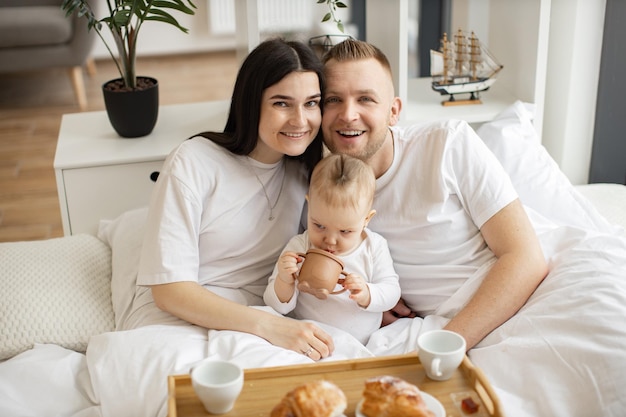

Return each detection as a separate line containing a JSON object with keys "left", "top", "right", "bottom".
{"left": 322, "top": 12, "right": 331, "bottom": 22}
{"left": 112, "top": 9, "right": 132, "bottom": 27}
{"left": 336, "top": 2, "right": 347, "bottom": 8}
{"left": 152, "top": 0, "right": 196, "bottom": 15}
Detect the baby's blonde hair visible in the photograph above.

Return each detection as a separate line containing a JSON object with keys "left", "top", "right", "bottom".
{"left": 309, "top": 154, "right": 375, "bottom": 211}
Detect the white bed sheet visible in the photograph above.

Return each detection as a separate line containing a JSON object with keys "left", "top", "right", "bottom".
{"left": 2, "top": 102, "right": 626, "bottom": 417}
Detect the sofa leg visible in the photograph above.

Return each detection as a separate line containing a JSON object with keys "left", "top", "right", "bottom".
{"left": 68, "top": 66, "right": 88, "bottom": 111}
{"left": 85, "top": 58, "right": 97, "bottom": 77}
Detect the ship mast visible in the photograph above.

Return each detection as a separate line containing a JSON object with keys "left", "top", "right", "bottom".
{"left": 454, "top": 28, "right": 467, "bottom": 77}
{"left": 440, "top": 32, "right": 451, "bottom": 84}
{"left": 469, "top": 32, "right": 481, "bottom": 80}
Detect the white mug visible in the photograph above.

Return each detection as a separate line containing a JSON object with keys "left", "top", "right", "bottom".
{"left": 191, "top": 359, "right": 244, "bottom": 414}
{"left": 417, "top": 330, "right": 466, "bottom": 381}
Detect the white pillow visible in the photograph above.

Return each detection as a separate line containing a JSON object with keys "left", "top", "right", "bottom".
{"left": 97, "top": 207, "right": 149, "bottom": 330}
{"left": 476, "top": 101, "right": 615, "bottom": 233}
{"left": 98, "top": 206, "right": 192, "bottom": 331}
{"left": 0, "top": 234, "right": 113, "bottom": 360}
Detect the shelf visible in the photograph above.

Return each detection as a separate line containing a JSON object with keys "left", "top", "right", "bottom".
{"left": 401, "top": 77, "right": 519, "bottom": 125}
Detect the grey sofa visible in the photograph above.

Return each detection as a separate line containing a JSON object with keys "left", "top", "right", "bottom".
{"left": 0, "top": 0, "right": 96, "bottom": 110}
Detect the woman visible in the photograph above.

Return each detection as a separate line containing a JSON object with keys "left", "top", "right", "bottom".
{"left": 136, "top": 38, "right": 334, "bottom": 360}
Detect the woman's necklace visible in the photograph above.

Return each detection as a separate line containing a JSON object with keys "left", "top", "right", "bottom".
{"left": 245, "top": 157, "right": 286, "bottom": 221}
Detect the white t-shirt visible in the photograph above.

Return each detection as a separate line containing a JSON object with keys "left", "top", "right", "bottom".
{"left": 368, "top": 120, "right": 518, "bottom": 316}
{"left": 137, "top": 137, "right": 309, "bottom": 306}
{"left": 263, "top": 229, "right": 401, "bottom": 344}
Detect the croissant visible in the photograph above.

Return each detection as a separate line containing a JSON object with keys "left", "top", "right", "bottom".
{"left": 360, "top": 376, "right": 435, "bottom": 417}
{"left": 270, "top": 380, "right": 347, "bottom": 417}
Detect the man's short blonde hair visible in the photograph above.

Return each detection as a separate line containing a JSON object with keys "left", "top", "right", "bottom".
{"left": 309, "top": 154, "right": 376, "bottom": 211}
{"left": 322, "top": 38, "right": 392, "bottom": 76}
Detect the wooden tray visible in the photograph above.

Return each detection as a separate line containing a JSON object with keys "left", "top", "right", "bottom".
{"left": 168, "top": 353, "right": 504, "bottom": 417}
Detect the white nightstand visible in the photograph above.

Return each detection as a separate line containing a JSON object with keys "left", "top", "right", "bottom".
{"left": 54, "top": 100, "right": 229, "bottom": 236}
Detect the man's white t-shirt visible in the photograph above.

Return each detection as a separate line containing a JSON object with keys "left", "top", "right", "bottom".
{"left": 369, "top": 120, "right": 518, "bottom": 316}
{"left": 263, "top": 229, "right": 401, "bottom": 344}
{"left": 137, "top": 137, "right": 309, "bottom": 306}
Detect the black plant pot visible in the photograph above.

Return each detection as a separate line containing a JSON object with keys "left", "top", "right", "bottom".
{"left": 102, "top": 76, "right": 159, "bottom": 138}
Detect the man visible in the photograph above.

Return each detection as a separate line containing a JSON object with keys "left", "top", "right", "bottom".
{"left": 321, "top": 39, "right": 548, "bottom": 350}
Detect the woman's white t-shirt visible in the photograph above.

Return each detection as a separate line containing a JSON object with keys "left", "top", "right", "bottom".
{"left": 137, "top": 137, "right": 309, "bottom": 305}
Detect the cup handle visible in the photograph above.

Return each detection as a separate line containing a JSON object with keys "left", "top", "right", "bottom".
{"left": 431, "top": 357, "right": 442, "bottom": 377}
{"left": 330, "top": 271, "right": 349, "bottom": 295}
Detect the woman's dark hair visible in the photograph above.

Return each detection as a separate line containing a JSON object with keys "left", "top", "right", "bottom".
{"left": 194, "top": 38, "right": 324, "bottom": 174}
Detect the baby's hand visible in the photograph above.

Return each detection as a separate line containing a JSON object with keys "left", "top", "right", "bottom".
{"left": 342, "top": 274, "right": 371, "bottom": 307}
{"left": 277, "top": 251, "right": 302, "bottom": 285}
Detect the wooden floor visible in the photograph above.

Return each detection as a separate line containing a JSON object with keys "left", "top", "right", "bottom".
{"left": 0, "top": 51, "right": 238, "bottom": 243}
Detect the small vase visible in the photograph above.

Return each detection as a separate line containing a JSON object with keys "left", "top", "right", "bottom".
{"left": 102, "top": 76, "right": 159, "bottom": 138}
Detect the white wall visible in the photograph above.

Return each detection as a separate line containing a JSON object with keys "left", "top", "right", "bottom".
{"left": 90, "top": 0, "right": 351, "bottom": 59}
{"left": 542, "top": 0, "right": 606, "bottom": 185}
{"left": 91, "top": 1, "right": 235, "bottom": 58}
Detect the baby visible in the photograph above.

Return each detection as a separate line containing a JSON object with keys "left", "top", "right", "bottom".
{"left": 263, "top": 154, "right": 400, "bottom": 345}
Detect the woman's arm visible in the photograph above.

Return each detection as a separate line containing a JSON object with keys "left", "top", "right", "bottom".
{"left": 444, "top": 199, "right": 548, "bottom": 349}
{"left": 151, "top": 281, "right": 334, "bottom": 360}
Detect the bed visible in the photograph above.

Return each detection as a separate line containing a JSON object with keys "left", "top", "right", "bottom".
{"left": 1, "top": 101, "right": 625, "bottom": 417}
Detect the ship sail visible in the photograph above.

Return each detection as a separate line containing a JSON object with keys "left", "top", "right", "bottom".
{"left": 430, "top": 50, "right": 444, "bottom": 76}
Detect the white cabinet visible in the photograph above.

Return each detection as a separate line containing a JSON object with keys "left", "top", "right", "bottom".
{"left": 57, "top": 161, "right": 164, "bottom": 236}
{"left": 54, "top": 100, "right": 229, "bottom": 236}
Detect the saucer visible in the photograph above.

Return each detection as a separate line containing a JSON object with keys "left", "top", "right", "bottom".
{"left": 355, "top": 392, "right": 445, "bottom": 417}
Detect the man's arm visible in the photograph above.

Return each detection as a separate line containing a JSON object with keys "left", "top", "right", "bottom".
{"left": 444, "top": 199, "right": 548, "bottom": 349}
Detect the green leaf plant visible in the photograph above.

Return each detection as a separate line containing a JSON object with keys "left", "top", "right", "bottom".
{"left": 61, "top": 0, "right": 197, "bottom": 90}
{"left": 318, "top": 0, "right": 348, "bottom": 33}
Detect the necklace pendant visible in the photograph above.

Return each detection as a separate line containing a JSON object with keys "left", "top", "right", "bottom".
{"left": 245, "top": 156, "right": 285, "bottom": 224}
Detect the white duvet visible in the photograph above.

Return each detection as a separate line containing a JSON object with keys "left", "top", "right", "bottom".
{"left": 3, "top": 198, "right": 625, "bottom": 417}
{"left": 2, "top": 102, "right": 626, "bottom": 417}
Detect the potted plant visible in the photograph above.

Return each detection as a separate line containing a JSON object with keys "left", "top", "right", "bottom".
{"left": 61, "top": 0, "right": 197, "bottom": 138}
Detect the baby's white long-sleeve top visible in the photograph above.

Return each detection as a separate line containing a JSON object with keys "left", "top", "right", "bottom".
{"left": 263, "top": 229, "right": 400, "bottom": 345}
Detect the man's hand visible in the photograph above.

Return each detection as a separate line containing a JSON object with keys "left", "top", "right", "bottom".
{"left": 381, "top": 298, "right": 417, "bottom": 327}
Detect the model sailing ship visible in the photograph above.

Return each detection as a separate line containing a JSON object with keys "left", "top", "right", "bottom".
{"left": 430, "top": 29, "right": 503, "bottom": 106}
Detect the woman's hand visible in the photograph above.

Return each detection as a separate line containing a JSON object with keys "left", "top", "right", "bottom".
{"left": 343, "top": 273, "right": 371, "bottom": 307}
{"left": 259, "top": 314, "right": 335, "bottom": 361}
{"left": 151, "top": 281, "right": 334, "bottom": 361}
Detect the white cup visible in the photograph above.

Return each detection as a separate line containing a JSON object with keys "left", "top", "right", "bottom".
{"left": 191, "top": 359, "right": 244, "bottom": 414}
{"left": 417, "top": 330, "right": 466, "bottom": 381}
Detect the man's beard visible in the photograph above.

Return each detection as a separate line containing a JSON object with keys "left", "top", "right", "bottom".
{"left": 325, "top": 131, "right": 386, "bottom": 163}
